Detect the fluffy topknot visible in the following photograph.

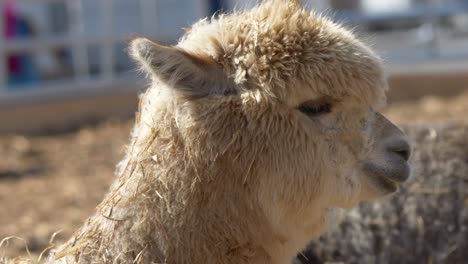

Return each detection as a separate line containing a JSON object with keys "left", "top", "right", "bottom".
{"left": 178, "top": 0, "right": 386, "bottom": 106}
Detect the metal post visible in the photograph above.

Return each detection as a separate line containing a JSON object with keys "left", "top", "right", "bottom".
{"left": 67, "top": 0, "right": 89, "bottom": 81}
{"left": 0, "top": 0, "right": 7, "bottom": 93}
{"left": 426, "top": 0, "right": 441, "bottom": 58}
{"left": 102, "top": 0, "right": 114, "bottom": 81}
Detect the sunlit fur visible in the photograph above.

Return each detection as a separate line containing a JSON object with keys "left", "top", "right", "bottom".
{"left": 48, "top": 1, "right": 403, "bottom": 263}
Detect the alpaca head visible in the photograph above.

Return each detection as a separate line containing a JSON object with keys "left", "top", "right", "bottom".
{"left": 129, "top": 0, "right": 410, "bottom": 241}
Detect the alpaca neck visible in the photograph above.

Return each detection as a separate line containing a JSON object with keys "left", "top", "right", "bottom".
{"left": 52, "top": 165, "right": 329, "bottom": 264}
{"left": 94, "top": 170, "right": 318, "bottom": 264}
{"left": 260, "top": 209, "right": 330, "bottom": 264}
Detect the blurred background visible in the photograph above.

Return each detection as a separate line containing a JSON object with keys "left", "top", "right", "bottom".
{"left": 0, "top": 0, "right": 467, "bottom": 132}
{"left": 1, "top": 0, "right": 468, "bottom": 262}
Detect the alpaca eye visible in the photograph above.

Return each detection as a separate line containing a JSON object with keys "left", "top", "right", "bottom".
{"left": 298, "top": 101, "right": 332, "bottom": 116}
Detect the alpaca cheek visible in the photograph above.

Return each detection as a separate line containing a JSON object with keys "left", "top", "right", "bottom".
{"left": 256, "top": 149, "right": 326, "bottom": 222}
{"left": 314, "top": 136, "right": 362, "bottom": 208}
{"left": 338, "top": 169, "right": 362, "bottom": 207}
{"left": 326, "top": 160, "right": 362, "bottom": 208}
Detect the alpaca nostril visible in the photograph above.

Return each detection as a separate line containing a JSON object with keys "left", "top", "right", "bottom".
{"left": 387, "top": 139, "right": 411, "bottom": 161}
{"left": 394, "top": 148, "right": 410, "bottom": 161}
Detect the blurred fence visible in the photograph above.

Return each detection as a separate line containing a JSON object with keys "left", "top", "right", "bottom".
{"left": 1, "top": 0, "right": 468, "bottom": 108}
{"left": 0, "top": 0, "right": 206, "bottom": 106}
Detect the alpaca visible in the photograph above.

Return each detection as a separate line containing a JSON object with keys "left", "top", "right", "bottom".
{"left": 47, "top": 1, "right": 411, "bottom": 263}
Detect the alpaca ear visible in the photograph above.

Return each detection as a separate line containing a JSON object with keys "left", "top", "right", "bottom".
{"left": 130, "top": 38, "right": 224, "bottom": 97}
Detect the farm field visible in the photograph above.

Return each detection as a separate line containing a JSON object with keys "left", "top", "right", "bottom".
{"left": 1, "top": 89, "right": 468, "bottom": 262}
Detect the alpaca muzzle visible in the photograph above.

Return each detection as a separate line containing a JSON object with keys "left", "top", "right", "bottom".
{"left": 362, "top": 113, "right": 412, "bottom": 193}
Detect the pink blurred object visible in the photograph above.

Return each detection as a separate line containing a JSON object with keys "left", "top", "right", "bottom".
{"left": 3, "top": 0, "right": 20, "bottom": 73}
{"left": 3, "top": 0, "right": 15, "bottom": 38}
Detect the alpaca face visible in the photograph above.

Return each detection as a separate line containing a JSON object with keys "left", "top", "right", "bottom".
{"left": 288, "top": 94, "right": 411, "bottom": 208}
{"left": 129, "top": 0, "right": 410, "bottom": 238}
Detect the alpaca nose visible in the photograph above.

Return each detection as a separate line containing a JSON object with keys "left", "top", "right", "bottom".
{"left": 386, "top": 137, "right": 411, "bottom": 161}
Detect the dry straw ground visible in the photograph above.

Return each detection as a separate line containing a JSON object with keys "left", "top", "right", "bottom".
{"left": 1, "top": 90, "right": 468, "bottom": 263}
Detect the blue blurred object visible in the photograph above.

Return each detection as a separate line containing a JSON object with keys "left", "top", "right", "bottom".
{"left": 208, "top": 0, "right": 227, "bottom": 15}
{"left": 8, "top": 16, "right": 40, "bottom": 88}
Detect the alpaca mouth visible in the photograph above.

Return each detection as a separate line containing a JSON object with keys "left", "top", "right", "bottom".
{"left": 362, "top": 160, "right": 410, "bottom": 193}
{"left": 368, "top": 172, "right": 399, "bottom": 193}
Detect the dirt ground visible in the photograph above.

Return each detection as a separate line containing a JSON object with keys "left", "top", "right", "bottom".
{"left": 1, "top": 89, "right": 468, "bottom": 261}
